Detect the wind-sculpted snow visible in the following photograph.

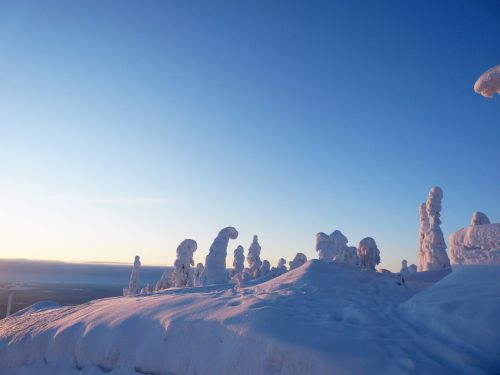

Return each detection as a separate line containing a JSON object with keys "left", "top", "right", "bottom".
{"left": 474, "top": 65, "right": 500, "bottom": 98}
{"left": 449, "top": 223, "right": 500, "bottom": 265}
{"left": 2, "top": 261, "right": 495, "bottom": 375}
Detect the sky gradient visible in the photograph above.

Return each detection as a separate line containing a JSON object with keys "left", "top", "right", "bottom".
{"left": 1, "top": 0, "right": 499, "bottom": 271}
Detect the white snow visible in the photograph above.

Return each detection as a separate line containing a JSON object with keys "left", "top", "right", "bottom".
{"left": 1, "top": 261, "right": 498, "bottom": 375}
{"left": 200, "top": 227, "right": 238, "bottom": 286}
{"left": 474, "top": 64, "right": 500, "bottom": 98}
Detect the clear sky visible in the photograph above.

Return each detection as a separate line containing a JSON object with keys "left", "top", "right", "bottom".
{"left": 0, "top": 0, "right": 499, "bottom": 271}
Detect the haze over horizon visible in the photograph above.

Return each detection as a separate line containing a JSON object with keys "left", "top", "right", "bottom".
{"left": 1, "top": 0, "right": 499, "bottom": 271}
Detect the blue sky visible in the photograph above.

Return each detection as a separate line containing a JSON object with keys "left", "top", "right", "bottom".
{"left": 0, "top": 0, "right": 499, "bottom": 270}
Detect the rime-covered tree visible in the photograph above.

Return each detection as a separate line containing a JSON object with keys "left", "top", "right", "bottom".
{"left": 357, "top": 237, "right": 381, "bottom": 270}
{"left": 200, "top": 227, "right": 238, "bottom": 286}
{"left": 124, "top": 255, "right": 141, "bottom": 296}
{"left": 271, "top": 258, "right": 287, "bottom": 276}
{"left": 171, "top": 239, "right": 198, "bottom": 288}
{"left": 316, "top": 232, "right": 335, "bottom": 261}
{"left": 289, "top": 253, "right": 307, "bottom": 270}
{"left": 232, "top": 245, "right": 245, "bottom": 276}
{"left": 400, "top": 259, "right": 409, "bottom": 274}
{"left": 417, "top": 203, "right": 429, "bottom": 272}
{"left": 247, "top": 235, "right": 263, "bottom": 278}
{"left": 260, "top": 260, "right": 271, "bottom": 276}
{"left": 193, "top": 263, "right": 205, "bottom": 287}
{"left": 471, "top": 211, "right": 491, "bottom": 226}
{"left": 419, "top": 186, "right": 451, "bottom": 271}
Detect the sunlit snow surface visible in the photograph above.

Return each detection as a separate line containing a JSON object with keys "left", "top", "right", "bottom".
{"left": 1, "top": 261, "right": 498, "bottom": 375}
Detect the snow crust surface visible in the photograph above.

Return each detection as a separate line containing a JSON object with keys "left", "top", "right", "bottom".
{"left": 1, "top": 261, "right": 498, "bottom": 375}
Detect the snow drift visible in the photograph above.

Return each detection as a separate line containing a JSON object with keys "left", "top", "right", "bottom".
{"left": 1, "top": 261, "right": 498, "bottom": 375}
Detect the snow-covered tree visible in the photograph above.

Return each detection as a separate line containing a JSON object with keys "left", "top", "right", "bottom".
{"left": 289, "top": 253, "right": 307, "bottom": 270}
{"left": 232, "top": 245, "right": 245, "bottom": 277}
{"left": 140, "top": 283, "right": 154, "bottom": 294}
{"left": 200, "top": 227, "right": 238, "bottom": 286}
{"left": 336, "top": 246, "right": 359, "bottom": 266}
{"left": 193, "top": 263, "right": 205, "bottom": 287}
{"left": 357, "top": 237, "right": 381, "bottom": 270}
{"left": 471, "top": 211, "right": 491, "bottom": 226}
{"left": 271, "top": 258, "right": 287, "bottom": 276}
{"left": 408, "top": 264, "right": 417, "bottom": 273}
{"left": 171, "top": 239, "right": 198, "bottom": 288}
{"left": 400, "top": 259, "right": 409, "bottom": 274}
{"left": 124, "top": 255, "right": 141, "bottom": 296}
{"left": 316, "top": 232, "right": 335, "bottom": 261}
{"left": 418, "top": 186, "right": 451, "bottom": 271}
{"left": 260, "top": 260, "right": 271, "bottom": 276}
{"left": 155, "top": 270, "right": 172, "bottom": 291}
{"left": 247, "top": 235, "right": 263, "bottom": 278}
{"left": 474, "top": 64, "right": 500, "bottom": 98}
{"left": 417, "top": 202, "right": 429, "bottom": 272}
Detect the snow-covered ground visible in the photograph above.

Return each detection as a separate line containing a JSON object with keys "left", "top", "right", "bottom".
{"left": 0, "top": 261, "right": 498, "bottom": 375}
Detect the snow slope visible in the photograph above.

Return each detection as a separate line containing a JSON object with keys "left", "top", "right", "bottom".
{"left": 0, "top": 261, "right": 498, "bottom": 375}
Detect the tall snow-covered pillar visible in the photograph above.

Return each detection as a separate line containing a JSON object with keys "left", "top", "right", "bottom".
{"left": 200, "top": 227, "right": 238, "bottom": 285}
{"left": 232, "top": 245, "right": 245, "bottom": 276}
{"left": 126, "top": 255, "right": 141, "bottom": 296}
{"left": 247, "top": 235, "right": 263, "bottom": 278}
{"left": 419, "top": 186, "right": 451, "bottom": 271}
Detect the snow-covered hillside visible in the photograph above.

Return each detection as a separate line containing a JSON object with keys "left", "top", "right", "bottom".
{"left": 0, "top": 261, "right": 498, "bottom": 375}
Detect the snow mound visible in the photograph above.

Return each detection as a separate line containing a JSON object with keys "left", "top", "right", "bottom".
{"left": 449, "top": 223, "right": 500, "bottom": 265}
{"left": 399, "top": 265, "right": 500, "bottom": 373}
{"left": 474, "top": 64, "right": 500, "bottom": 98}
{"left": 0, "top": 261, "right": 496, "bottom": 375}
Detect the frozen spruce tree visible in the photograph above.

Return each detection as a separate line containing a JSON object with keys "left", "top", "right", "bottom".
{"left": 232, "top": 245, "right": 245, "bottom": 277}
{"left": 471, "top": 211, "right": 491, "bottom": 226}
{"left": 417, "top": 203, "right": 430, "bottom": 271}
{"left": 419, "top": 186, "right": 451, "bottom": 271}
{"left": 289, "top": 253, "right": 307, "bottom": 270}
{"left": 357, "top": 237, "right": 381, "bottom": 270}
{"left": 400, "top": 259, "right": 409, "bottom": 274}
{"left": 200, "top": 227, "right": 238, "bottom": 286}
{"left": 260, "top": 260, "right": 271, "bottom": 276}
{"left": 247, "top": 235, "right": 263, "bottom": 278}
{"left": 124, "top": 255, "right": 141, "bottom": 296}
{"left": 193, "top": 263, "right": 205, "bottom": 287}
{"left": 271, "top": 258, "right": 287, "bottom": 276}
{"left": 316, "top": 232, "right": 335, "bottom": 261}
{"left": 171, "top": 239, "right": 198, "bottom": 288}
